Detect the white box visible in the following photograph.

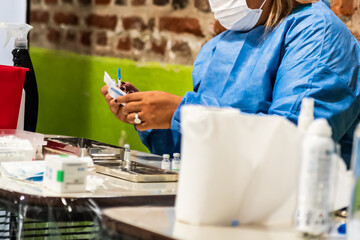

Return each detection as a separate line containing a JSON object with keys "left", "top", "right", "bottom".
{"left": 44, "top": 155, "right": 87, "bottom": 193}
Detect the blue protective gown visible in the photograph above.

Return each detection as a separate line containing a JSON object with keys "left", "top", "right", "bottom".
{"left": 138, "top": 0, "right": 360, "bottom": 168}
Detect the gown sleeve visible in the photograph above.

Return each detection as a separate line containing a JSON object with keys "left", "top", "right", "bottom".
{"left": 268, "top": 12, "right": 360, "bottom": 142}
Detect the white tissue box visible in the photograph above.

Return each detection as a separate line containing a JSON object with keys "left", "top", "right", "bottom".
{"left": 0, "top": 136, "right": 34, "bottom": 162}
{"left": 43, "top": 155, "right": 87, "bottom": 193}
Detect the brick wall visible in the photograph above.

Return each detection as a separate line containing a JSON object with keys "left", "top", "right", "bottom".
{"left": 30, "top": 0, "right": 359, "bottom": 65}
{"left": 331, "top": 0, "right": 360, "bottom": 39}
{"left": 30, "top": 0, "right": 223, "bottom": 65}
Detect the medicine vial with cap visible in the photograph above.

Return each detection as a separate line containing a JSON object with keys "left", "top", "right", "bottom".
{"left": 171, "top": 153, "right": 181, "bottom": 172}
{"left": 123, "top": 144, "right": 131, "bottom": 171}
{"left": 161, "top": 154, "right": 171, "bottom": 171}
{"left": 296, "top": 119, "right": 335, "bottom": 236}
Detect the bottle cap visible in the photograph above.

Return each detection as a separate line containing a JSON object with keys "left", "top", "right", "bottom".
{"left": 298, "top": 98, "right": 314, "bottom": 132}
{"left": 300, "top": 98, "right": 314, "bottom": 117}
{"left": 163, "top": 154, "right": 170, "bottom": 159}
{"left": 173, "top": 153, "right": 180, "bottom": 158}
{"left": 0, "top": 23, "right": 33, "bottom": 49}
{"left": 14, "top": 38, "right": 27, "bottom": 49}
{"left": 124, "top": 144, "right": 130, "bottom": 149}
{"left": 307, "top": 118, "right": 332, "bottom": 137}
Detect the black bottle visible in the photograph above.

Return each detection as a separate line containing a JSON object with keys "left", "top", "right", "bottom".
{"left": 2, "top": 23, "right": 39, "bottom": 131}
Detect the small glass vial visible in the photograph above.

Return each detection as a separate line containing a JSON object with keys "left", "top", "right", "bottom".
{"left": 123, "top": 144, "right": 131, "bottom": 171}
{"left": 161, "top": 154, "right": 171, "bottom": 171}
{"left": 171, "top": 153, "right": 181, "bottom": 172}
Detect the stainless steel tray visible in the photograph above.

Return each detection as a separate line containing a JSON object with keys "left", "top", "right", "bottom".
{"left": 94, "top": 160, "right": 178, "bottom": 183}
{"left": 43, "top": 137, "right": 123, "bottom": 160}
{"left": 43, "top": 137, "right": 178, "bottom": 183}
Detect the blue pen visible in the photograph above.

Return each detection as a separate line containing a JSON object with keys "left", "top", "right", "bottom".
{"left": 118, "top": 68, "right": 121, "bottom": 87}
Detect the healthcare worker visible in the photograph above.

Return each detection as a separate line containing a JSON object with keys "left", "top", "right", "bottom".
{"left": 102, "top": 0, "right": 360, "bottom": 168}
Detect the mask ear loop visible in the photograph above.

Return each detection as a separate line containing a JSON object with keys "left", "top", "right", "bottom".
{"left": 259, "top": 0, "right": 268, "bottom": 9}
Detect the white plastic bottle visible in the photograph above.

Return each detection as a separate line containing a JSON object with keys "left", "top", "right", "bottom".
{"left": 298, "top": 97, "right": 314, "bottom": 133}
{"left": 348, "top": 124, "right": 360, "bottom": 239}
{"left": 171, "top": 153, "right": 181, "bottom": 172}
{"left": 296, "top": 118, "right": 335, "bottom": 236}
{"left": 161, "top": 154, "right": 171, "bottom": 171}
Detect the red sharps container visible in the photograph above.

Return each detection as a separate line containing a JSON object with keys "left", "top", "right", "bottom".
{"left": 0, "top": 65, "right": 28, "bottom": 129}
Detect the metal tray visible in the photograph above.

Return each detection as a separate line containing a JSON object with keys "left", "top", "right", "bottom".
{"left": 43, "top": 137, "right": 178, "bottom": 183}
{"left": 94, "top": 160, "right": 178, "bottom": 183}
{"left": 43, "top": 137, "right": 123, "bottom": 160}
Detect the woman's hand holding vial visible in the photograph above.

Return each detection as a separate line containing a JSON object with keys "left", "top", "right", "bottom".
{"left": 114, "top": 91, "right": 182, "bottom": 131}
{"left": 101, "top": 76, "right": 182, "bottom": 130}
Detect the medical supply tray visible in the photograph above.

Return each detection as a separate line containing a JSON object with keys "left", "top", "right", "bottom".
{"left": 43, "top": 137, "right": 178, "bottom": 183}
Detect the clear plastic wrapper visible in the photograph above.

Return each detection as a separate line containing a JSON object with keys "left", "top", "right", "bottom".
{"left": 0, "top": 135, "right": 33, "bottom": 162}
{"left": 0, "top": 129, "right": 46, "bottom": 161}
{"left": 0, "top": 193, "right": 102, "bottom": 239}
{"left": 0, "top": 129, "right": 45, "bottom": 150}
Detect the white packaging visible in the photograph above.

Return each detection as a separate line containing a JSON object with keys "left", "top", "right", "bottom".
{"left": 176, "top": 105, "right": 303, "bottom": 226}
{"left": 296, "top": 119, "right": 335, "bottom": 236}
{"left": 43, "top": 155, "right": 87, "bottom": 193}
{"left": 0, "top": 135, "right": 34, "bottom": 162}
{"left": 1, "top": 160, "right": 44, "bottom": 180}
{"left": 104, "top": 71, "right": 126, "bottom": 102}
{"left": 0, "top": 129, "right": 45, "bottom": 151}
{"left": 176, "top": 105, "right": 352, "bottom": 227}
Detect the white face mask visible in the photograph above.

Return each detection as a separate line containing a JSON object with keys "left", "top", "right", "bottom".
{"left": 209, "top": 0, "right": 267, "bottom": 32}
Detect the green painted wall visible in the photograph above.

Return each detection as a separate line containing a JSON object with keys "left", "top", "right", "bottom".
{"left": 30, "top": 47, "right": 193, "bottom": 152}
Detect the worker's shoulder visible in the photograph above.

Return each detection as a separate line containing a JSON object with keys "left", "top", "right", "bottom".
{"left": 283, "top": 1, "right": 351, "bottom": 39}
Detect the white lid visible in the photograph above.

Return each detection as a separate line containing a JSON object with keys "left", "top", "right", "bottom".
{"left": 298, "top": 98, "right": 314, "bottom": 132}
{"left": 300, "top": 98, "right": 314, "bottom": 117}
{"left": 173, "top": 153, "right": 180, "bottom": 157}
{"left": 124, "top": 144, "right": 130, "bottom": 149}
{"left": 307, "top": 118, "right": 332, "bottom": 137}
{"left": 163, "top": 154, "right": 170, "bottom": 159}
